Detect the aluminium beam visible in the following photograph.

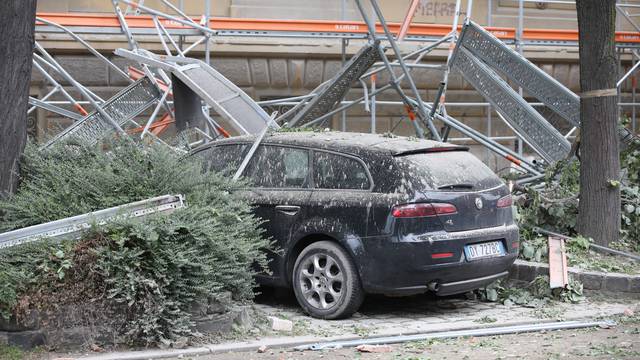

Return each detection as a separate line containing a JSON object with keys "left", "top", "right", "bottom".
{"left": 36, "top": 16, "right": 131, "bottom": 83}
{"left": 0, "top": 195, "right": 185, "bottom": 250}
{"left": 28, "top": 97, "right": 84, "bottom": 121}
{"left": 295, "top": 320, "right": 613, "bottom": 351}
{"left": 358, "top": 0, "right": 442, "bottom": 141}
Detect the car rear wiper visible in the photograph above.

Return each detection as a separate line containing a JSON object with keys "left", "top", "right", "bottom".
{"left": 437, "top": 183, "right": 474, "bottom": 190}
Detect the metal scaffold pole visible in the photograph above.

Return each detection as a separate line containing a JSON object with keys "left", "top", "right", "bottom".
{"left": 357, "top": 0, "right": 442, "bottom": 140}
{"left": 517, "top": 0, "right": 524, "bottom": 157}
{"left": 433, "top": 0, "right": 462, "bottom": 124}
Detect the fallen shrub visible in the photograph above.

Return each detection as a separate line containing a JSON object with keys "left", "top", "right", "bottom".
{"left": 0, "top": 140, "right": 270, "bottom": 346}
{"left": 516, "top": 133, "right": 640, "bottom": 252}
{"left": 478, "top": 275, "right": 584, "bottom": 307}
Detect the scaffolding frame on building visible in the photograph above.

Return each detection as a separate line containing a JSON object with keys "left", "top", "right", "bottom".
{"left": 29, "top": 0, "right": 640, "bottom": 179}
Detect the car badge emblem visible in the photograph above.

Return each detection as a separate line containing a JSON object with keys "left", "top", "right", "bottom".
{"left": 475, "top": 198, "right": 483, "bottom": 210}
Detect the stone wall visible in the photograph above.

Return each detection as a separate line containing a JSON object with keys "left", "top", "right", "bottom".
{"left": 0, "top": 294, "right": 251, "bottom": 350}
{"left": 510, "top": 259, "right": 640, "bottom": 299}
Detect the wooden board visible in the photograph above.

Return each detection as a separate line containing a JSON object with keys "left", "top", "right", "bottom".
{"left": 548, "top": 236, "right": 569, "bottom": 289}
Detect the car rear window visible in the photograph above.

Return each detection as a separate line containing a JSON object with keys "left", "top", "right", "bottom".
{"left": 396, "top": 151, "right": 503, "bottom": 191}
{"left": 313, "top": 151, "right": 370, "bottom": 190}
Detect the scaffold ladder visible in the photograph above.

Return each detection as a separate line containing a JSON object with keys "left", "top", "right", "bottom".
{"left": 43, "top": 76, "right": 161, "bottom": 148}
{"left": 456, "top": 21, "right": 580, "bottom": 127}
{"left": 287, "top": 40, "right": 382, "bottom": 127}
{"left": 451, "top": 46, "right": 571, "bottom": 164}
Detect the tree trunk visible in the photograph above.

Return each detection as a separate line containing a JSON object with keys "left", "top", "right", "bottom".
{"left": 0, "top": 0, "right": 36, "bottom": 198}
{"left": 576, "top": 0, "right": 620, "bottom": 246}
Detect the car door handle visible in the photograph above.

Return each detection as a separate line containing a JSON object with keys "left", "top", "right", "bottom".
{"left": 275, "top": 205, "right": 301, "bottom": 215}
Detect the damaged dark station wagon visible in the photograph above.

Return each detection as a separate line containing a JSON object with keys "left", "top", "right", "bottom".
{"left": 192, "top": 132, "right": 519, "bottom": 319}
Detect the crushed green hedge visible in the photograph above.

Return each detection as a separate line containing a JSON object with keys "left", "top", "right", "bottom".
{"left": 517, "top": 133, "right": 640, "bottom": 251}
{"left": 0, "top": 140, "right": 270, "bottom": 346}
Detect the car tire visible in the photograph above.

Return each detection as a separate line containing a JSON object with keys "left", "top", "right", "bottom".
{"left": 292, "top": 241, "right": 364, "bottom": 319}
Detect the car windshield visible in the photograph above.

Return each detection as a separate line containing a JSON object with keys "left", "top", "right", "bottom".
{"left": 396, "top": 151, "right": 503, "bottom": 191}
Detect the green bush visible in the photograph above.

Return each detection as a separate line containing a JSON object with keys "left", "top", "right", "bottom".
{"left": 517, "top": 136, "right": 640, "bottom": 251}
{"left": 620, "top": 143, "right": 640, "bottom": 243}
{"left": 479, "top": 275, "right": 584, "bottom": 306}
{"left": 516, "top": 159, "right": 580, "bottom": 239}
{"left": 0, "top": 140, "right": 270, "bottom": 345}
{"left": 0, "top": 240, "right": 54, "bottom": 321}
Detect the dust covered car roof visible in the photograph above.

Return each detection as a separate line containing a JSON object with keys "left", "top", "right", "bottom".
{"left": 201, "top": 131, "right": 459, "bottom": 156}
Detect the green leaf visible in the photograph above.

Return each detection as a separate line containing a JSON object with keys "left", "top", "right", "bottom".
{"left": 522, "top": 242, "right": 535, "bottom": 259}
{"left": 486, "top": 288, "right": 499, "bottom": 302}
{"left": 534, "top": 248, "right": 542, "bottom": 263}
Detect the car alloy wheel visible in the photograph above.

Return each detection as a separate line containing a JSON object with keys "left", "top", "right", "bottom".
{"left": 292, "top": 241, "right": 364, "bottom": 319}
{"left": 299, "top": 253, "right": 344, "bottom": 310}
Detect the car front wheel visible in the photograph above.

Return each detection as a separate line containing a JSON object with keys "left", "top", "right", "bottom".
{"left": 292, "top": 241, "right": 364, "bottom": 319}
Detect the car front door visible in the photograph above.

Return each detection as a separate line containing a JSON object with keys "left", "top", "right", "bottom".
{"left": 241, "top": 145, "right": 313, "bottom": 285}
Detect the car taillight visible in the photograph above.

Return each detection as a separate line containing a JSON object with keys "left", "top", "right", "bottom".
{"left": 497, "top": 195, "right": 513, "bottom": 208}
{"left": 431, "top": 252, "right": 454, "bottom": 259}
{"left": 392, "top": 203, "right": 457, "bottom": 218}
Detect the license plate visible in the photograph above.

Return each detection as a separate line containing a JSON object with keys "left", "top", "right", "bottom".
{"left": 464, "top": 241, "right": 505, "bottom": 261}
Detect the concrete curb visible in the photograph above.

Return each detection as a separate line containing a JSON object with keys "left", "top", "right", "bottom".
{"left": 510, "top": 259, "right": 640, "bottom": 296}
{"left": 77, "top": 316, "right": 620, "bottom": 360}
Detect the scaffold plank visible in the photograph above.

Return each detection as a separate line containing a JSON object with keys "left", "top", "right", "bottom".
{"left": 458, "top": 21, "right": 580, "bottom": 126}
{"left": 452, "top": 46, "right": 571, "bottom": 163}
{"left": 0, "top": 195, "right": 185, "bottom": 250}
{"left": 43, "top": 76, "right": 161, "bottom": 148}
{"left": 288, "top": 41, "right": 381, "bottom": 127}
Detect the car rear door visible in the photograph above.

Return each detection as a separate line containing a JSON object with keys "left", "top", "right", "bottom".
{"left": 307, "top": 150, "right": 373, "bottom": 240}
{"left": 241, "top": 145, "right": 313, "bottom": 282}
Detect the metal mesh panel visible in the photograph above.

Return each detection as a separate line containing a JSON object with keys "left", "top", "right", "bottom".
{"left": 44, "top": 77, "right": 160, "bottom": 147}
{"left": 181, "top": 66, "right": 272, "bottom": 134}
{"left": 459, "top": 21, "right": 580, "bottom": 127}
{"left": 289, "top": 40, "right": 381, "bottom": 127}
{"left": 452, "top": 47, "right": 571, "bottom": 163}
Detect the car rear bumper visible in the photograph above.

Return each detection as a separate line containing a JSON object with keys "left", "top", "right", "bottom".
{"left": 357, "top": 224, "right": 519, "bottom": 296}
{"left": 437, "top": 270, "right": 509, "bottom": 296}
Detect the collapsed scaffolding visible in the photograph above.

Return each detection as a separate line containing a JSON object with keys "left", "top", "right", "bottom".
{"left": 29, "top": 0, "right": 640, "bottom": 183}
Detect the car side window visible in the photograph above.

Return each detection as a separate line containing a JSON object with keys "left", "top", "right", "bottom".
{"left": 313, "top": 151, "right": 371, "bottom": 190}
{"left": 244, "top": 145, "right": 310, "bottom": 189}
{"left": 196, "top": 144, "right": 247, "bottom": 175}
